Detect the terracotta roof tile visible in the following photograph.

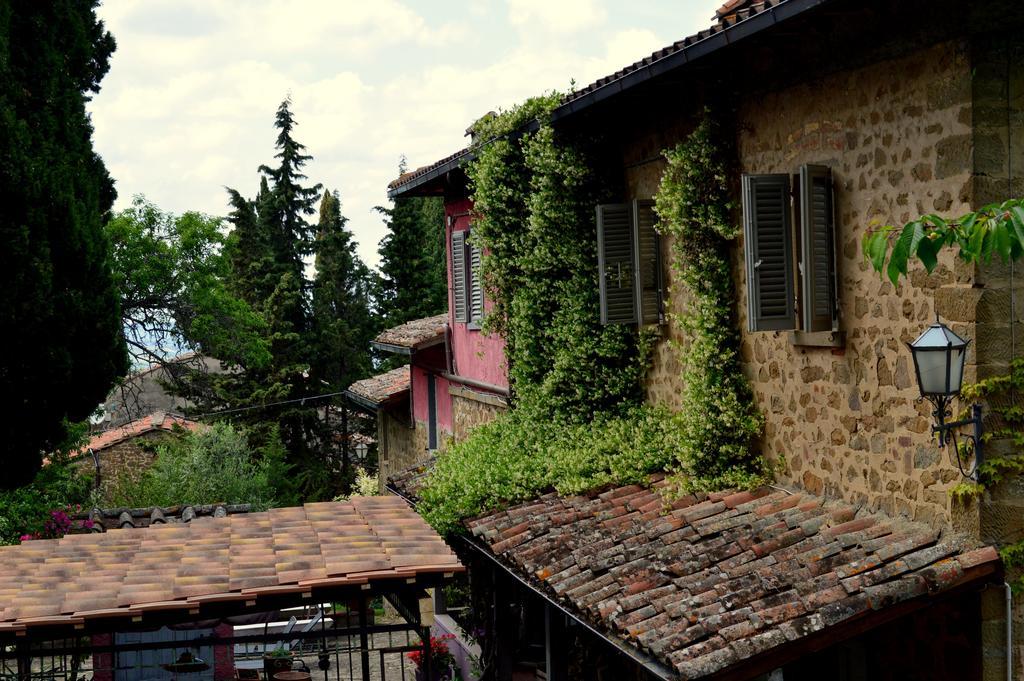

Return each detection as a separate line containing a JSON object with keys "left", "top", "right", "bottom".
{"left": 0, "top": 497, "right": 461, "bottom": 634}
{"left": 71, "top": 412, "right": 202, "bottom": 459}
{"left": 345, "top": 365, "right": 410, "bottom": 406}
{"left": 74, "top": 503, "right": 251, "bottom": 532}
{"left": 468, "top": 481, "right": 1001, "bottom": 679}
{"left": 373, "top": 314, "right": 447, "bottom": 351}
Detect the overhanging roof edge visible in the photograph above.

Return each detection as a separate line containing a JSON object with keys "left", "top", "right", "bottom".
{"left": 388, "top": 0, "right": 836, "bottom": 200}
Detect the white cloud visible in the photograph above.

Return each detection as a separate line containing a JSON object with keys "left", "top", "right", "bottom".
{"left": 90, "top": 0, "right": 722, "bottom": 268}
{"left": 507, "top": 0, "right": 607, "bottom": 34}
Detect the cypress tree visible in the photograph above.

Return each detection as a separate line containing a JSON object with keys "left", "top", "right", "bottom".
{"left": 219, "top": 99, "right": 328, "bottom": 497}
{"left": 311, "top": 190, "right": 375, "bottom": 391}
{"left": 0, "top": 1, "right": 128, "bottom": 486}
{"left": 310, "top": 191, "right": 376, "bottom": 481}
{"left": 376, "top": 160, "right": 447, "bottom": 328}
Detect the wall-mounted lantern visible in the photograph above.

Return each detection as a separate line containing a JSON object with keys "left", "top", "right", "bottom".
{"left": 354, "top": 441, "right": 369, "bottom": 463}
{"left": 908, "top": 316, "right": 982, "bottom": 479}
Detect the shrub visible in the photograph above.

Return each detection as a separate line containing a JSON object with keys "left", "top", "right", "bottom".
{"left": 108, "top": 422, "right": 287, "bottom": 510}
{"left": 0, "top": 455, "right": 94, "bottom": 545}
{"left": 419, "top": 406, "right": 678, "bottom": 535}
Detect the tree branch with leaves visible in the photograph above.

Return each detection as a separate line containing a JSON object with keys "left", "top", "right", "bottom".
{"left": 862, "top": 200, "right": 1024, "bottom": 284}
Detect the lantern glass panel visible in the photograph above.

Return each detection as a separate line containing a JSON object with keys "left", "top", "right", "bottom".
{"left": 909, "top": 321, "right": 969, "bottom": 397}
{"left": 914, "top": 347, "right": 951, "bottom": 395}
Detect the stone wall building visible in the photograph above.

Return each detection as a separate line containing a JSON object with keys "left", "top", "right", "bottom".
{"left": 70, "top": 412, "right": 202, "bottom": 503}
{"left": 385, "top": 1, "right": 1024, "bottom": 679}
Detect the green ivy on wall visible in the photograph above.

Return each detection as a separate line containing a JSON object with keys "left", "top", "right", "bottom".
{"left": 467, "top": 94, "right": 648, "bottom": 421}
{"left": 654, "top": 114, "right": 773, "bottom": 491}
{"left": 417, "top": 104, "right": 772, "bottom": 534}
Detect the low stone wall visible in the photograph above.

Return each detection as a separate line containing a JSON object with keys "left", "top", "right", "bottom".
{"left": 450, "top": 385, "right": 507, "bottom": 442}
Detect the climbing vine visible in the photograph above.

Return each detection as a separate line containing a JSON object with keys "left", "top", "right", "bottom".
{"left": 417, "top": 95, "right": 663, "bottom": 533}
{"left": 654, "top": 114, "right": 772, "bottom": 491}
{"left": 948, "top": 359, "right": 1024, "bottom": 589}
{"left": 418, "top": 105, "right": 772, "bottom": 534}
{"left": 467, "top": 94, "right": 648, "bottom": 421}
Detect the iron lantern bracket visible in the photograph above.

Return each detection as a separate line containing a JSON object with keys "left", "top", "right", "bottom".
{"left": 928, "top": 399, "right": 984, "bottom": 481}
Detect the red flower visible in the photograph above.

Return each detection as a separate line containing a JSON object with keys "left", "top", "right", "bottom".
{"left": 406, "top": 634, "right": 456, "bottom": 670}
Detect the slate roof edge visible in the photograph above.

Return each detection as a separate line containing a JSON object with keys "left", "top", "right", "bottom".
{"left": 387, "top": 0, "right": 831, "bottom": 199}
{"left": 464, "top": 481, "right": 1003, "bottom": 679}
{"left": 461, "top": 533, "right": 677, "bottom": 681}
{"left": 701, "top": 559, "right": 1002, "bottom": 681}
{"left": 549, "top": 0, "right": 830, "bottom": 120}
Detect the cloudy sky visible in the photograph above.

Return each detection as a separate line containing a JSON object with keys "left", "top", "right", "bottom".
{"left": 89, "top": 0, "right": 723, "bottom": 268}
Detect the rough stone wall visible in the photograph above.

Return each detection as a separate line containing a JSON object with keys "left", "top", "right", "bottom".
{"left": 971, "top": 32, "right": 1024, "bottom": 681}
{"left": 378, "top": 409, "right": 427, "bottom": 492}
{"left": 450, "top": 386, "right": 507, "bottom": 442}
{"left": 75, "top": 432, "right": 169, "bottom": 503}
{"left": 636, "top": 40, "right": 976, "bottom": 529}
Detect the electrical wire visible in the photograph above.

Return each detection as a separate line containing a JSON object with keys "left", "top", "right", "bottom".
{"left": 187, "top": 390, "right": 349, "bottom": 420}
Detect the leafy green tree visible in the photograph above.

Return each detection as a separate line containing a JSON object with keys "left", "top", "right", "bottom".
{"left": 105, "top": 196, "right": 270, "bottom": 371}
{"left": 376, "top": 159, "right": 447, "bottom": 328}
{"left": 0, "top": 1, "right": 128, "bottom": 486}
{"left": 106, "top": 423, "right": 289, "bottom": 511}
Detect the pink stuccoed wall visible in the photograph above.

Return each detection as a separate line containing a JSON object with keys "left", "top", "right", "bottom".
{"left": 411, "top": 350, "right": 453, "bottom": 433}
{"left": 446, "top": 198, "right": 508, "bottom": 390}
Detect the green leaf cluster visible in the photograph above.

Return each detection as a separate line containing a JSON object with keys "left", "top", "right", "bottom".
{"left": 419, "top": 406, "right": 679, "bottom": 535}
{"left": 466, "top": 95, "right": 647, "bottom": 421}
{"left": 653, "top": 114, "right": 772, "bottom": 492}
{"left": 105, "top": 422, "right": 291, "bottom": 511}
{"left": 862, "top": 200, "right": 1024, "bottom": 285}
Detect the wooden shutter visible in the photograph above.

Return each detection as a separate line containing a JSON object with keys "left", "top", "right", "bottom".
{"left": 469, "top": 241, "right": 484, "bottom": 323}
{"left": 451, "top": 230, "right": 468, "bottom": 323}
{"left": 597, "top": 203, "right": 637, "bottom": 325}
{"left": 742, "top": 174, "right": 796, "bottom": 332}
{"left": 799, "top": 164, "right": 837, "bottom": 332}
{"left": 632, "top": 199, "right": 663, "bottom": 325}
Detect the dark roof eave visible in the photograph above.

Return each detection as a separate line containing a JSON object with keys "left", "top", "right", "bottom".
{"left": 550, "top": 0, "right": 831, "bottom": 121}
{"left": 371, "top": 341, "right": 413, "bottom": 356}
{"left": 388, "top": 0, "right": 836, "bottom": 199}
{"left": 371, "top": 336, "right": 445, "bottom": 356}
{"left": 461, "top": 534, "right": 676, "bottom": 681}
{"left": 343, "top": 389, "right": 406, "bottom": 413}
{"left": 387, "top": 150, "right": 474, "bottom": 199}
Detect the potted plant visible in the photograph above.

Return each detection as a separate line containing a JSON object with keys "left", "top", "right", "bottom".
{"left": 407, "top": 634, "right": 456, "bottom": 681}
{"left": 263, "top": 646, "right": 293, "bottom": 678}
